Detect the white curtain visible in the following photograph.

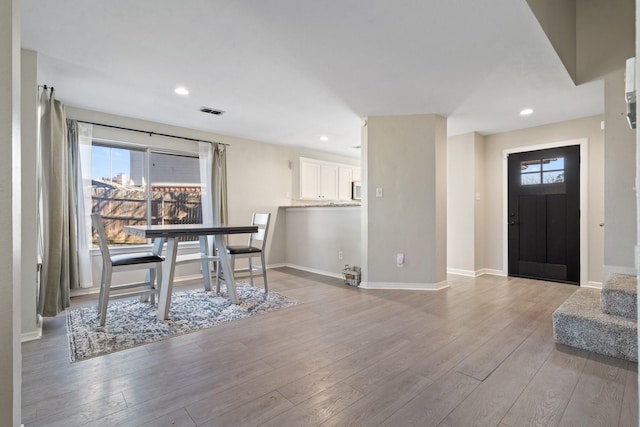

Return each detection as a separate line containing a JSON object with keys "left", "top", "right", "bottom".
{"left": 199, "top": 142, "right": 214, "bottom": 225}
{"left": 199, "top": 142, "right": 228, "bottom": 255}
{"left": 75, "top": 122, "right": 93, "bottom": 288}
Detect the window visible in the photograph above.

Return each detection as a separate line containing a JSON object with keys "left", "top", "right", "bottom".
{"left": 91, "top": 142, "right": 202, "bottom": 246}
{"left": 521, "top": 157, "right": 565, "bottom": 186}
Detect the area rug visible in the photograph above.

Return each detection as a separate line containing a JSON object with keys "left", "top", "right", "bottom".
{"left": 66, "top": 284, "right": 300, "bottom": 362}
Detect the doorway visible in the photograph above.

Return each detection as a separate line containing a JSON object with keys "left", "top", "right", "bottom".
{"left": 507, "top": 145, "right": 580, "bottom": 284}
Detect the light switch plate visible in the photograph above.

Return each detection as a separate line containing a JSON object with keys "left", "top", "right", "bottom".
{"left": 376, "top": 187, "right": 383, "bottom": 198}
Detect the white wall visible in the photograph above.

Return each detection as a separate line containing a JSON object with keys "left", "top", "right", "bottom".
{"left": 447, "top": 132, "right": 477, "bottom": 275}
{"left": 483, "top": 115, "right": 605, "bottom": 284}
{"left": 21, "top": 49, "right": 39, "bottom": 340}
{"left": 362, "top": 114, "right": 447, "bottom": 289}
{"left": 285, "top": 206, "right": 360, "bottom": 277}
{"left": 474, "top": 133, "right": 487, "bottom": 271}
{"left": 603, "top": 68, "right": 637, "bottom": 276}
{"left": 63, "top": 106, "right": 359, "bottom": 288}
{"left": 0, "top": 0, "right": 22, "bottom": 424}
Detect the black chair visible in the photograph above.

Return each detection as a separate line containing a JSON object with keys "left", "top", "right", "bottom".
{"left": 216, "top": 213, "right": 271, "bottom": 293}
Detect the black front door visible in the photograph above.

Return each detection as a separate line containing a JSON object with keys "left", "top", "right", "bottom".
{"left": 508, "top": 145, "right": 580, "bottom": 284}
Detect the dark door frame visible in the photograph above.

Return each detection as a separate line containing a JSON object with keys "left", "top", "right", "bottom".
{"left": 502, "top": 138, "right": 588, "bottom": 287}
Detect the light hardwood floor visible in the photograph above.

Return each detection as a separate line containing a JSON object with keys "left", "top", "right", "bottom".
{"left": 22, "top": 268, "right": 638, "bottom": 426}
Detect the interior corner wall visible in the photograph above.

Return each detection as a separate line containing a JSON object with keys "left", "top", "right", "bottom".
{"left": 603, "top": 67, "right": 637, "bottom": 275}
{"left": 363, "top": 114, "right": 447, "bottom": 286}
{"left": 474, "top": 133, "right": 487, "bottom": 271}
{"left": 20, "top": 49, "right": 39, "bottom": 340}
{"left": 482, "top": 115, "right": 605, "bottom": 283}
{"left": 447, "top": 133, "right": 477, "bottom": 274}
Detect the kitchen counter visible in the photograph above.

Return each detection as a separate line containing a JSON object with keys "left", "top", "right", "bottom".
{"left": 283, "top": 202, "right": 361, "bottom": 208}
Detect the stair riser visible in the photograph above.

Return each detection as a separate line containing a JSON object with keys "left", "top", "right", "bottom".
{"left": 553, "top": 312, "right": 637, "bottom": 362}
{"left": 601, "top": 288, "right": 637, "bottom": 319}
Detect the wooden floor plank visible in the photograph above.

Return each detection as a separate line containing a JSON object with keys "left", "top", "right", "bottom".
{"left": 442, "top": 321, "right": 557, "bottom": 427}
{"left": 199, "top": 391, "right": 294, "bottom": 427}
{"left": 20, "top": 268, "right": 637, "bottom": 427}
{"left": 321, "top": 369, "right": 433, "bottom": 426}
{"left": 379, "top": 370, "right": 481, "bottom": 427}
{"left": 558, "top": 353, "right": 628, "bottom": 427}
{"left": 500, "top": 345, "right": 589, "bottom": 427}
{"left": 259, "top": 382, "right": 364, "bottom": 427}
{"left": 619, "top": 363, "right": 639, "bottom": 427}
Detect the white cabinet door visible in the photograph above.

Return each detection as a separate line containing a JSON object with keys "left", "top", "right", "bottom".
{"left": 353, "top": 167, "right": 362, "bottom": 182}
{"left": 299, "top": 157, "right": 359, "bottom": 201}
{"left": 338, "top": 167, "right": 353, "bottom": 200}
{"left": 300, "top": 160, "right": 321, "bottom": 199}
{"left": 320, "top": 164, "right": 338, "bottom": 200}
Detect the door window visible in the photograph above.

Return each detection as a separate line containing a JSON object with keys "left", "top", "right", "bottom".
{"left": 520, "top": 157, "right": 565, "bottom": 185}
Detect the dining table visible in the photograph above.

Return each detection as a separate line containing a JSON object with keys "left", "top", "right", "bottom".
{"left": 124, "top": 223, "right": 258, "bottom": 320}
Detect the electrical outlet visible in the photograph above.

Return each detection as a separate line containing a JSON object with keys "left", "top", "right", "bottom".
{"left": 396, "top": 252, "right": 405, "bottom": 268}
{"left": 338, "top": 251, "right": 343, "bottom": 260}
{"left": 376, "top": 187, "right": 383, "bottom": 198}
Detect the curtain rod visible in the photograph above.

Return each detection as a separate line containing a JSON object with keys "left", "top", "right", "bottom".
{"left": 76, "top": 120, "right": 229, "bottom": 147}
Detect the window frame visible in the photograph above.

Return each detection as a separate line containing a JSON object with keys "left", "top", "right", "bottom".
{"left": 90, "top": 138, "right": 203, "bottom": 253}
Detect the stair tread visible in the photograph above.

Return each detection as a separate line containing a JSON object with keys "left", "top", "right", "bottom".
{"left": 603, "top": 273, "right": 637, "bottom": 292}
{"left": 555, "top": 289, "right": 636, "bottom": 325}
{"left": 553, "top": 288, "right": 637, "bottom": 362}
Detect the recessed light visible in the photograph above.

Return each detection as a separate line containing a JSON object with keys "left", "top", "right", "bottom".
{"left": 174, "top": 87, "right": 189, "bottom": 95}
{"left": 319, "top": 135, "right": 329, "bottom": 141}
{"left": 520, "top": 108, "right": 534, "bottom": 116}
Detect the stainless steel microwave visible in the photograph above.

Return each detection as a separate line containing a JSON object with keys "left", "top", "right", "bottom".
{"left": 352, "top": 181, "right": 362, "bottom": 200}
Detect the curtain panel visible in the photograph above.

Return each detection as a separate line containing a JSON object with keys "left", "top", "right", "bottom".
{"left": 38, "top": 88, "right": 72, "bottom": 316}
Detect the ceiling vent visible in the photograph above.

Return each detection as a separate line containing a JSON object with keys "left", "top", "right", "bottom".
{"left": 200, "top": 107, "right": 225, "bottom": 116}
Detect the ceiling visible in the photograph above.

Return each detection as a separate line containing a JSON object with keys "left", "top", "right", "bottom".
{"left": 21, "top": 0, "right": 604, "bottom": 158}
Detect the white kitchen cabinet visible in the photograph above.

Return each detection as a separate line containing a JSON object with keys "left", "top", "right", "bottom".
{"left": 338, "top": 166, "right": 353, "bottom": 200}
{"left": 300, "top": 159, "right": 322, "bottom": 199}
{"left": 298, "top": 157, "right": 360, "bottom": 201}
{"left": 353, "top": 167, "right": 361, "bottom": 182}
{"left": 320, "top": 164, "right": 338, "bottom": 200}
{"left": 299, "top": 158, "right": 339, "bottom": 200}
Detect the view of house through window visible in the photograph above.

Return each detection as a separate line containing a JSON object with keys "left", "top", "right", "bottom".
{"left": 91, "top": 143, "right": 202, "bottom": 246}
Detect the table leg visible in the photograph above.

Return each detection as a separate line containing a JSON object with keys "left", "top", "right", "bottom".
{"left": 157, "top": 236, "right": 179, "bottom": 320}
{"left": 199, "top": 236, "right": 212, "bottom": 292}
{"left": 213, "top": 234, "right": 238, "bottom": 304}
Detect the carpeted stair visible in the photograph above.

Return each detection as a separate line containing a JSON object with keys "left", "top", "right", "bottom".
{"left": 552, "top": 274, "right": 638, "bottom": 362}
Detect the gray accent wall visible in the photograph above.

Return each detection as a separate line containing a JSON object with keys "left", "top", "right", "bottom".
{"left": 363, "top": 114, "right": 447, "bottom": 287}
{"left": 604, "top": 68, "right": 637, "bottom": 274}
{"left": 1, "top": 0, "right": 22, "bottom": 424}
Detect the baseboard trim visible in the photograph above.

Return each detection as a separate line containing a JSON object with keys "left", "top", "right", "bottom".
{"left": 283, "top": 264, "right": 343, "bottom": 279}
{"left": 21, "top": 315, "right": 43, "bottom": 342}
{"left": 477, "top": 268, "right": 507, "bottom": 277}
{"left": 447, "top": 268, "right": 477, "bottom": 277}
{"left": 583, "top": 281, "right": 603, "bottom": 289}
{"left": 360, "top": 280, "right": 448, "bottom": 291}
{"left": 447, "top": 268, "right": 507, "bottom": 278}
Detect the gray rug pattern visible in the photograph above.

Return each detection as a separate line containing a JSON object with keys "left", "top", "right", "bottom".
{"left": 66, "top": 284, "right": 300, "bottom": 362}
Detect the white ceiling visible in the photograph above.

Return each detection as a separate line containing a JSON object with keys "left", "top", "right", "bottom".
{"left": 21, "top": 0, "right": 604, "bottom": 158}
